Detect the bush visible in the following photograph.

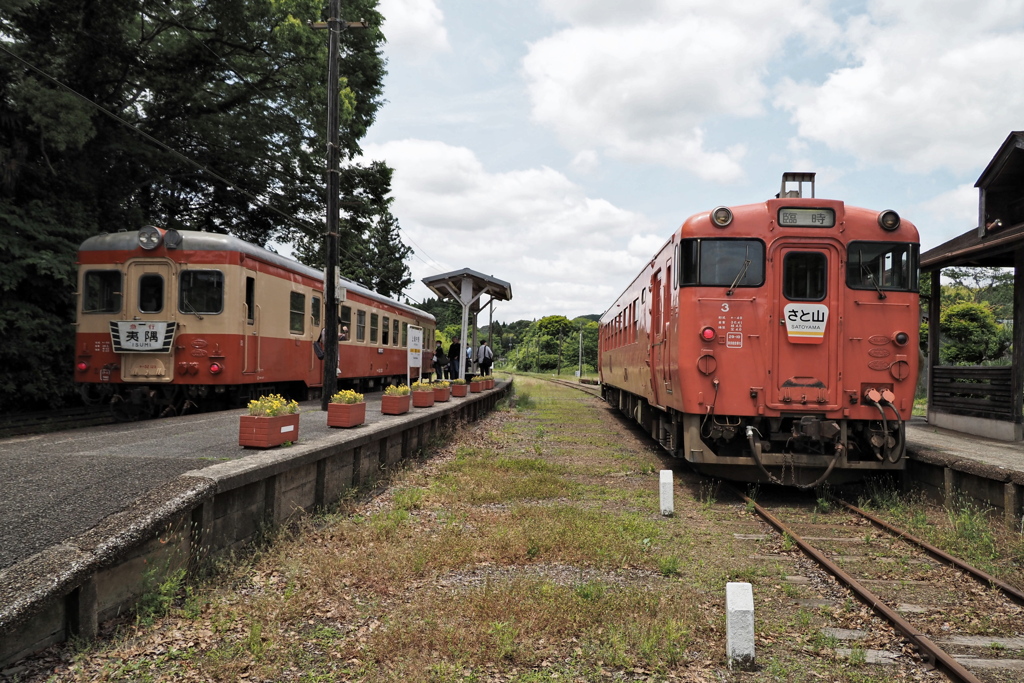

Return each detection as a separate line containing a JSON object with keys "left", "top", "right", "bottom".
{"left": 939, "top": 302, "right": 1011, "bottom": 365}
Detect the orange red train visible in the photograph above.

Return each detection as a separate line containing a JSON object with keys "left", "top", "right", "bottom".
{"left": 74, "top": 227, "right": 434, "bottom": 419}
{"left": 599, "top": 174, "right": 920, "bottom": 487}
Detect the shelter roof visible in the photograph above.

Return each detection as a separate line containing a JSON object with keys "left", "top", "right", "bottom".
{"left": 921, "top": 131, "right": 1024, "bottom": 271}
{"left": 421, "top": 268, "right": 513, "bottom": 311}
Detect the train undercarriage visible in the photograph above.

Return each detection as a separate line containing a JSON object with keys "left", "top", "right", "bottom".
{"left": 602, "top": 385, "right": 906, "bottom": 488}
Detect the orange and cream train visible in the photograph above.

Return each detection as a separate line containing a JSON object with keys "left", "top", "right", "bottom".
{"left": 599, "top": 174, "right": 920, "bottom": 487}
{"left": 74, "top": 227, "right": 434, "bottom": 420}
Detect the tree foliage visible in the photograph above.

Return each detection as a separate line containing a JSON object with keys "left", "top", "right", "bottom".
{"left": 0, "top": 0, "right": 397, "bottom": 410}
{"left": 938, "top": 302, "right": 1011, "bottom": 365}
{"left": 501, "top": 315, "right": 599, "bottom": 373}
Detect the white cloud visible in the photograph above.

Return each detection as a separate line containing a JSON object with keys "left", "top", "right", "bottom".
{"left": 914, "top": 183, "right": 979, "bottom": 249}
{"left": 378, "top": 0, "right": 450, "bottom": 57}
{"left": 523, "top": 0, "right": 837, "bottom": 181}
{"left": 776, "top": 0, "right": 1024, "bottom": 174}
{"left": 360, "top": 139, "right": 660, "bottom": 319}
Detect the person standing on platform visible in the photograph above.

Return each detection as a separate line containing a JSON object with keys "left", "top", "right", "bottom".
{"left": 432, "top": 340, "right": 448, "bottom": 381}
{"left": 448, "top": 335, "right": 461, "bottom": 380}
{"left": 477, "top": 339, "right": 493, "bottom": 376}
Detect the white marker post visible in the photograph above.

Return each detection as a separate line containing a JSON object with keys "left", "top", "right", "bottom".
{"left": 659, "top": 470, "right": 674, "bottom": 516}
{"left": 726, "top": 582, "right": 755, "bottom": 669}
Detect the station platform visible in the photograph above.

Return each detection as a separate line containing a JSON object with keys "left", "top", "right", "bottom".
{"left": 0, "top": 381, "right": 511, "bottom": 666}
{"left": 904, "top": 416, "right": 1024, "bottom": 522}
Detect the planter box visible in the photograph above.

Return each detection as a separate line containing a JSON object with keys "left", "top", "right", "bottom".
{"left": 469, "top": 381, "right": 482, "bottom": 393}
{"left": 381, "top": 394, "right": 411, "bottom": 415}
{"left": 239, "top": 413, "right": 300, "bottom": 449}
{"left": 412, "top": 390, "right": 435, "bottom": 408}
{"left": 484, "top": 378, "right": 494, "bottom": 389}
{"left": 327, "top": 402, "right": 366, "bottom": 428}
{"left": 433, "top": 386, "right": 451, "bottom": 402}
{"left": 451, "top": 384, "right": 469, "bottom": 397}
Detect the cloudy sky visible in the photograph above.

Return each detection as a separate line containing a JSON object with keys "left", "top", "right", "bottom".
{"left": 361, "top": 0, "right": 1024, "bottom": 322}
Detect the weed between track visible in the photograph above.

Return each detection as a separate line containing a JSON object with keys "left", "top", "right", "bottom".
{"left": 13, "top": 376, "right": 1019, "bottom": 682}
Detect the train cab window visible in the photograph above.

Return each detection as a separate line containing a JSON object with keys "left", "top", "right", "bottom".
{"left": 83, "top": 271, "right": 121, "bottom": 313}
{"left": 138, "top": 274, "right": 164, "bottom": 313}
{"left": 370, "top": 313, "right": 379, "bottom": 344}
{"left": 341, "top": 305, "right": 352, "bottom": 341}
{"left": 312, "top": 296, "right": 322, "bottom": 329}
{"left": 289, "top": 291, "right": 305, "bottom": 334}
{"left": 392, "top": 319, "right": 400, "bottom": 346}
{"left": 179, "top": 270, "right": 224, "bottom": 315}
{"left": 382, "top": 316, "right": 390, "bottom": 345}
{"left": 783, "top": 252, "right": 827, "bottom": 301}
{"left": 356, "top": 310, "right": 366, "bottom": 342}
{"left": 679, "top": 239, "right": 765, "bottom": 288}
{"left": 847, "top": 242, "right": 919, "bottom": 293}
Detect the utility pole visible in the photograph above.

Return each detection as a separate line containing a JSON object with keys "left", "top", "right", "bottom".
{"left": 314, "top": 4, "right": 365, "bottom": 410}
{"left": 578, "top": 325, "right": 583, "bottom": 379}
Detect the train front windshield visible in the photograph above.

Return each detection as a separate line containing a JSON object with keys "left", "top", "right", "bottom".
{"left": 846, "top": 242, "right": 919, "bottom": 292}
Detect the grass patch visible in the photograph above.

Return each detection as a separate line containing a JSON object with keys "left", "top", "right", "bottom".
{"left": 41, "top": 376, "right": 939, "bottom": 683}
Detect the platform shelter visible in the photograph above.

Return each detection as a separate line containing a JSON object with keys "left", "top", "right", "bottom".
{"left": 421, "top": 269, "right": 512, "bottom": 380}
{"left": 921, "top": 131, "right": 1024, "bottom": 440}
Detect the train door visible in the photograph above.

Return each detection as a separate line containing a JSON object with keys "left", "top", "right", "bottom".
{"left": 120, "top": 260, "right": 176, "bottom": 382}
{"left": 650, "top": 268, "right": 664, "bottom": 407}
{"left": 772, "top": 243, "right": 841, "bottom": 410}
{"left": 243, "top": 270, "right": 259, "bottom": 373}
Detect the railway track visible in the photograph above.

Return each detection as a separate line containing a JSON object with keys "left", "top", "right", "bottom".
{"left": 729, "top": 484, "right": 1024, "bottom": 683}
{"left": 0, "top": 405, "right": 115, "bottom": 439}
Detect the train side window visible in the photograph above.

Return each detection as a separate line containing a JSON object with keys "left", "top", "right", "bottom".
{"left": 382, "top": 316, "right": 390, "bottom": 345}
{"left": 370, "top": 313, "right": 379, "bottom": 344}
{"left": 392, "top": 319, "right": 399, "bottom": 346}
{"left": 312, "top": 295, "right": 322, "bottom": 328}
{"left": 245, "top": 277, "right": 255, "bottom": 325}
{"left": 289, "top": 291, "right": 305, "bottom": 334}
{"left": 139, "top": 274, "right": 164, "bottom": 313}
{"left": 179, "top": 270, "right": 224, "bottom": 314}
{"left": 356, "top": 310, "right": 366, "bottom": 342}
{"left": 847, "top": 242, "right": 919, "bottom": 293}
{"left": 402, "top": 322, "right": 408, "bottom": 347}
{"left": 341, "top": 305, "right": 352, "bottom": 341}
{"left": 783, "top": 252, "right": 827, "bottom": 301}
{"left": 83, "top": 271, "right": 121, "bottom": 313}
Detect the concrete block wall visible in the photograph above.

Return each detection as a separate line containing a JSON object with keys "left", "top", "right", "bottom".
{"left": 0, "top": 383, "right": 510, "bottom": 667}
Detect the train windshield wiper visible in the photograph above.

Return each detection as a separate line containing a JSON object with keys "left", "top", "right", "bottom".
{"left": 182, "top": 298, "right": 204, "bottom": 320}
{"left": 858, "top": 252, "right": 886, "bottom": 300}
{"left": 726, "top": 259, "right": 751, "bottom": 296}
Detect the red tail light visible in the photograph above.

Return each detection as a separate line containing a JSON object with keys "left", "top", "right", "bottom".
{"left": 209, "top": 362, "right": 223, "bottom": 375}
{"left": 700, "top": 327, "right": 717, "bottom": 341}
{"left": 76, "top": 360, "right": 89, "bottom": 373}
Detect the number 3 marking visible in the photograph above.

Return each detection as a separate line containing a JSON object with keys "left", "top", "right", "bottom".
{"left": 721, "top": 303, "right": 730, "bottom": 312}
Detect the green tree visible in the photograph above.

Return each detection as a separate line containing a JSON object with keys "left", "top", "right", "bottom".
{"left": 0, "top": 0, "right": 391, "bottom": 409}
{"left": 939, "top": 302, "right": 1011, "bottom": 365}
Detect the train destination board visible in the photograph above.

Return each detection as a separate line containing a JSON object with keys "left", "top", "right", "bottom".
{"left": 778, "top": 207, "right": 835, "bottom": 227}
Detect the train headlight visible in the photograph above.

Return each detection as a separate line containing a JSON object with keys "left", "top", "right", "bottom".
{"left": 893, "top": 331, "right": 909, "bottom": 346}
{"left": 209, "top": 362, "right": 223, "bottom": 375}
{"left": 138, "top": 225, "right": 163, "bottom": 250}
{"left": 877, "top": 210, "right": 900, "bottom": 231}
{"left": 164, "top": 229, "right": 183, "bottom": 250}
{"left": 711, "top": 206, "right": 733, "bottom": 228}
{"left": 700, "top": 326, "right": 717, "bottom": 341}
